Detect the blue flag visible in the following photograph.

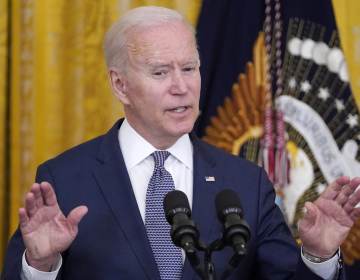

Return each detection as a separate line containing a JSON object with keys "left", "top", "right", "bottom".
{"left": 196, "top": 0, "right": 360, "bottom": 276}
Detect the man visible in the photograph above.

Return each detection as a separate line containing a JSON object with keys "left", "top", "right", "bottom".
{"left": 2, "top": 6, "right": 360, "bottom": 280}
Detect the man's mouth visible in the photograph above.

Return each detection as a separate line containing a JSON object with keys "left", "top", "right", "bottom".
{"left": 169, "top": 106, "right": 189, "bottom": 113}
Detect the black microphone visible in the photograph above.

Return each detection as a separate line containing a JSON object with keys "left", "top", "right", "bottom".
{"left": 163, "top": 190, "right": 200, "bottom": 253}
{"left": 215, "top": 189, "right": 251, "bottom": 255}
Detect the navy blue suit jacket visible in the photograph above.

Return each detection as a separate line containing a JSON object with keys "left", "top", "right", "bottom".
{"left": 3, "top": 120, "right": 339, "bottom": 279}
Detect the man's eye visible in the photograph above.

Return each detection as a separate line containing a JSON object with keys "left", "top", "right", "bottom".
{"left": 183, "top": 67, "right": 196, "bottom": 72}
{"left": 153, "top": 70, "right": 167, "bottom": 76}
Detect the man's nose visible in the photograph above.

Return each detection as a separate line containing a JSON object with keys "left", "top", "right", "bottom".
{"left": 170, "top": 69, "right": 187, "bottom": 94}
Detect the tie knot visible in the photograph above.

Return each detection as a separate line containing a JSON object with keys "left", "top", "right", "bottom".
{"left": 152, "top": 151, "right": 170, "bottom": 168}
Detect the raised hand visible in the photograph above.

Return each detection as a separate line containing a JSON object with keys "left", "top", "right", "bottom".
{"left": 298, "top": 176, "right": 360, "bottom": 258}
{"left": 19, "top": 182, "right": 88, "bottom": 271}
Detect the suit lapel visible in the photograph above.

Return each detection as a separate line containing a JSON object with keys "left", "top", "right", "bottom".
{"left": 92, "top": 120, "right": 160, "bottom": 280}
{"left": 182, "top": 136, "right": 223, "bottom": 280}
{"left": 91, "top": 122, "right": 222, "bottom": 280}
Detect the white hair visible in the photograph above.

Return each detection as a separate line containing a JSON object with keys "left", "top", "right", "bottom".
{"left": 103, "top": 6, "right": 197, "bottom": 71}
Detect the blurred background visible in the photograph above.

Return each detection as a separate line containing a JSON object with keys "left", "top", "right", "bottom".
{"left": 1, "top": 0, "right": 360, "bottom": 277}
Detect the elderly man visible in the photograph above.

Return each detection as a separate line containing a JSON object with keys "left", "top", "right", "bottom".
{"left": 3, "top": 6, "right": 360, "bottom": 280}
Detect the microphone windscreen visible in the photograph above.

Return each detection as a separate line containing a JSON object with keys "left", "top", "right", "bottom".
{"left": 215, "top": 189, "right": 243, "bottom": 221}
{"left": 163, "top": 190, "right": 190, "bottom": 223}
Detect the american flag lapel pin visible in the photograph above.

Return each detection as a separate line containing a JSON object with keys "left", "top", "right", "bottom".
{"left": 205, "top": 176, "right": 215, "bottom": 182}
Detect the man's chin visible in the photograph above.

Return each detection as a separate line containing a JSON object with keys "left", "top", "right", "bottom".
{"left": 169, "top": 124, "right": 194, "bottom": 138}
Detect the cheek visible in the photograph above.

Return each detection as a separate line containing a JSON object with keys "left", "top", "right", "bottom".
{"left": 137, "top": 92, "right": 164, "bottom": 118}
{"left": 127, "top": 82, "right": 152, "bottom": 108}
{"left": 189, "top": 75, "right": 201, "bottom": 95}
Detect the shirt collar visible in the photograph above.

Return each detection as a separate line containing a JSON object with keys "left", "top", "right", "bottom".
{"left": 119, "top": 119, "right": 193, "bottom": 170}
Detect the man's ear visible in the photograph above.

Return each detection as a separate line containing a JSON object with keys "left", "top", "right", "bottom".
{"left": 109, "top": 67, "right": 130, "bottom": 105}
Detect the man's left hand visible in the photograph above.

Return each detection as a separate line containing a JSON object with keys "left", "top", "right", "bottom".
{"left": 298, "top": 176, "right": 360, "bottom": 258}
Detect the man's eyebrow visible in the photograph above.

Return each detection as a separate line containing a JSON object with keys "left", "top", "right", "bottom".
{"left": 147, "top": 63, "right": 171, "bottom": 68}
{"left": 145, "top": 58, "right": 199, "bottom": 68}
{"left": 182, "top": 60, "right": 199, "bottom": 65}
{"left": 144, "top": 64, "right": 172, "bottom": 73}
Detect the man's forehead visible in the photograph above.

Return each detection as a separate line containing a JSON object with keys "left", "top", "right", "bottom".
{"left": 126, "top": 22, "right": 197, "bottom": 60}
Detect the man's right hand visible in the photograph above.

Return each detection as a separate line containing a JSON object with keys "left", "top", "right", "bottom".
{"left": 19, "top": 182, "right": 88, "bottom": 271}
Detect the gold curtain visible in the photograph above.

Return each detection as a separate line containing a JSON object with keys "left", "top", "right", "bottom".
{"left": 9, "top": 0, "right": 122, "bottom": 247}
{"left": 1, "top": 0, "right": 201, "bottom": 268}
{"left": 0, "top": 0, "right": 9, "bottom": 267}
{"left": 332, "top": 0, "right": 360, "bottom": 110}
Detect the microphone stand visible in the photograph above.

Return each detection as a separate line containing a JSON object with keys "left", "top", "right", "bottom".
{"left": 203, "top": 239, "right": 223, "bottom": 280}
{"left": 220, "top": 251, "right": 246, "bottom": 280}
{"left": 184, "top": 242, "right": 206, "bottom": 279}
{"left": 185, "top": 240, "right": 217, "bottom": 280}
{"left": 164, "top": 190, "right": 249, "bottom": 280}
{"left": 185, "top": 238, "right": 246, "bottom": 280}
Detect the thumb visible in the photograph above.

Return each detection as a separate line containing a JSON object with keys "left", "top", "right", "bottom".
{"left": 298, "top": 202, "right": 318, "bottom": 231}
{"left": 67, "top": 205, "right": 88, "bottom": 228}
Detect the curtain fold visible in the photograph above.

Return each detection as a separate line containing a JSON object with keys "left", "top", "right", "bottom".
{"left": 332, "top": 0, "right": 360, "bottom": 110}
{"left": 0, "top": 0, "right": 9, "bottom": 269}
{"left": 1, "top": 0, "right": 201, "bottom": 269}
{"left": 9, "top": 0, "right": 123, "bottom": 243}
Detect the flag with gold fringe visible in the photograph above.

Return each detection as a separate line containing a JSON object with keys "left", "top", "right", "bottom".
{"left": 196, "top": 0, "right": 360, "bottom": 277}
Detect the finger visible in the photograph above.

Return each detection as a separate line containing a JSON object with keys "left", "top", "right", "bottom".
{"left": 335, "top": 185, "right": 354, "bottom": 206}
{"left": 335, "top": 177, "right": 360, "bottom": 206}
{"left": 344, "top": 177, "right": 360, "bottom": 196}
{"left": 19, "top": 208, "right": 29, "bottom": 228}
{"left": 350, "top": 208, "right": 360, "bottom": 221}
{"left": 320, "top": 176, "right": 350, "bottom": 200}
{"left": 25, "top": 192, "right": 37, "bottom": 218}
{"left": 298, "top": 202, "right": 317, "bottom": 231}
{"left": 344, "top": 189, "right": 360, "bottom": 213}
{"left": 30, "top": 183, "right": 44, "bottom": 208}
{"left": 67, "top": 206, "right": 88, "bottom": 228}
{"left": 349, "top": 176, "right": 360, "bottom": 185}
{"left": 40, "top": 182, "right": 58, "bottom": 206}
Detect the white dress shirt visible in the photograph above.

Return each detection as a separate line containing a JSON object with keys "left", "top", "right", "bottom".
{"left": 21, "top": 119, "right": 338, "bottom": 280}
{"left": 119, "top": 119, "right": 193, "bottom": 222}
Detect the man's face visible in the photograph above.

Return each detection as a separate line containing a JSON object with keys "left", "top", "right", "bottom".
{"left": 113, "top": 21, "right": 201, "bottom": 149}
